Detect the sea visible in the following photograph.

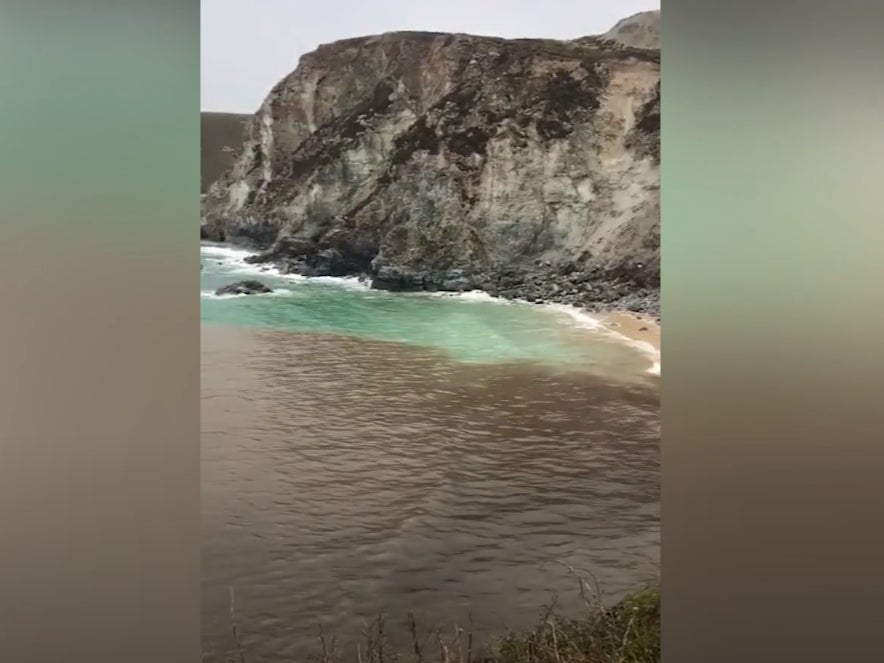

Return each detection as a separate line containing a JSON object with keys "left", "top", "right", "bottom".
{"left": 200, "top": 241, "right": 660, "bottom": 662}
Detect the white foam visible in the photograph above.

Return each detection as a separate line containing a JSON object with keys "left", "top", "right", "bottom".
{"left": 309, "top": 275, "right": 371, "bottom": 290}
{"left": 201, "top": 291, "right": 245, "bottom": 300}
{"left": 543, "top": 302, "right": 661, "bottom": 376}
{"left": 425, "top": 290, "right": 512, "bottom": 304}
{"left": 200, "top": 289, "right": 297, "bottom": 300}
{"left": 544, "top": 303, "right": 603, "bottom": 329}
{"left": 453, "top": 290, "right": 505, "bottom": 303}
{"left": 201, "top": 245, "right": 304, "bottom": 282}
{"left": 600, "top": 327, "right": 661, "bottom": 376}
{"left": 199, "top": 243, "right": 255, "bottom": 261}
{"left": 200, "top": 243, "right": 377, "bottom": 289}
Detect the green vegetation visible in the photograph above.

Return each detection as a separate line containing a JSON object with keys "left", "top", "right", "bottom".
{"left": 513, "top": 37, "right": 660, "bottom": 67}
{"left": 282, "top": 584, "right": 661, "bottom": 663}
{"left": 491, "top": 586, "right": 660, "bottom": 663}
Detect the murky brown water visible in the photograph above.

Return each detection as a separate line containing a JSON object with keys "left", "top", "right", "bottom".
{"left": 201, "top": 324, "right": 659, "bottom": 662}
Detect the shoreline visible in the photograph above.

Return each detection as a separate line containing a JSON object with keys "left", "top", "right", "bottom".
{"left": 590, "top": 310, "right": 660, "bottom": 377}
{"left": 593, "top": 310, "right": 660, "bottom": 353}
{"left": 201, "top": 241, "right": 661, "bottom": 373}
{"left": 200, "top": 242, "right": 659, "bottom": 317}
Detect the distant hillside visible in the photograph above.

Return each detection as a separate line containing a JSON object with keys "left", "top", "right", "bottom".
{"left": 603, "top": 10, "right": 660, "bottom": 49}
{"left": 201, "top": 112, "right": 250, "bottom": 192}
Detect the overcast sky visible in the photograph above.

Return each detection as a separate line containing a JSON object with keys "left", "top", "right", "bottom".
{"left": 201, "top": 0, "right": 660, "bottom": 113}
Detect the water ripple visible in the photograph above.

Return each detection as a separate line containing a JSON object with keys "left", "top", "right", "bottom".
{"left": 202, "top": 326, "right": 659, "bottom": 663}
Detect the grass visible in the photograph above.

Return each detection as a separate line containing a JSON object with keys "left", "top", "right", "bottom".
{"left": 229, "top": 572, "right": 660, "bottom": 663}
{"left": 490, "top": 586, "right": 660, "bottom": 663}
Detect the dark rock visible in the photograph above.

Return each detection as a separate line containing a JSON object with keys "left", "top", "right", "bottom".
{"left": 214, "top": 280, "right": 273, "bottom": 296}
{"left": 302, "top": 248, "right": 349, "bottom": 277}
{"left": 370, "top": 264, "right": 476, "bottom": 292}
{"left": 316, "top": 230, "right": 378, "bottom": 274}
{"left": 437, "top": 268, "right": 473, "bottom": 292}
{"left": 221, "top": 219, "right": 279, "bottom": 250}
{"left": 245, "top": 236, "right": 314, "bottom": 264}
{"left": 200, "top": 223, "right": 226, "bottom": 242}
{"left": 279, "top": 258, "right": 307, "bottom": 274}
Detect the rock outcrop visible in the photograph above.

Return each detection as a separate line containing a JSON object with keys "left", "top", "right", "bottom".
{"left": 201, "top": 11, "right": 660, "bottom": 316}
{"left": 215, "top": 280, "right": 273, "bottom": 296}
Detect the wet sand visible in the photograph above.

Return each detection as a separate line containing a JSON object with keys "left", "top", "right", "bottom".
{"left": 595, "top": 311, "right": 660, "bottom": 352}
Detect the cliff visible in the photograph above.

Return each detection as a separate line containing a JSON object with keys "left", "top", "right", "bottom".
{"left": 201, "top": 11, "right": 660, "bottom": 315}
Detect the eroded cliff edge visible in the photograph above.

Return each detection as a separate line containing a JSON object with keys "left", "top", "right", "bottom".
{"left": 201, "top": 12, "right": 660, "bottom": 316}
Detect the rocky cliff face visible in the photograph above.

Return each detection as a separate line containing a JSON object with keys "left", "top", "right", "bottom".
{"left": 201, "top": 11, "right": 660, "bottom": 315}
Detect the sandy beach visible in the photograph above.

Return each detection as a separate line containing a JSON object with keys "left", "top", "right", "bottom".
{"left": 590, "top": 310, "right": 661, "bottom": 376}
{"left": 595, "top": 311, "right": 660, "bottom": 352}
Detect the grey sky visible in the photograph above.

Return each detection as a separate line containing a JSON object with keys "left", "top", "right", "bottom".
{"left": 201, "top": 0, "right": 659, "bottom": 113}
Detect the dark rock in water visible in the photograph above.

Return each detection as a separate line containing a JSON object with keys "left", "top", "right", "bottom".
{"left": 370, "top": 265, "right": 475, "bottom": 292}
{"left": 243, "top": 232, "right": 377, "bottom": 279}
{"left": 369, "top": 265, "right": 424, "bottom": 292}
{"left": 302, "top": 248, "right": 349, "bottom": 277}
{"left": 215, "top": 280, "right": 273, "bottom": 296}
{"left": 244, "top": 236, "right": 314, "bottom": 264}
{"left": 438, "top": 269, "right": 473, "bottom": 292}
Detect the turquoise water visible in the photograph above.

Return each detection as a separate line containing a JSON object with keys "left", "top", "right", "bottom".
{"left": 200, "top": 243, "right": 657, "bottom": 374}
